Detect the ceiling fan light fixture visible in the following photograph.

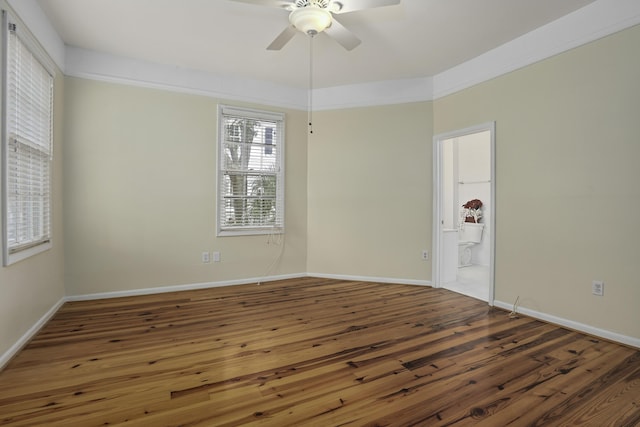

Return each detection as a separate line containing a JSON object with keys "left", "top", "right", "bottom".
{"left": 289, "top": 7, "right": 332, "bottom": 35}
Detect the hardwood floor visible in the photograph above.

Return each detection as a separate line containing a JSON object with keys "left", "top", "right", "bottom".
{"left": 0, "top": 277, "right": 638, "bottom": 426}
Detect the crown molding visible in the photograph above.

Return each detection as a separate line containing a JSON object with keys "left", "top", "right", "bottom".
{"left": 64, "top": 46, "right": 306, "bottom": 110}
{"left": 12, "top": 0, "right": 640, "bottom": 110}
{"left": 6, "top": 0, "right": 65, "bottom": 72}
{"left": 313, "top": 77, "right": 433, "bottom": 111}
{"left": 433, "top": 0, "right": 640, "bottom": 99}
{"left": 64, "top": 48, "right": 433, "bottom": 111}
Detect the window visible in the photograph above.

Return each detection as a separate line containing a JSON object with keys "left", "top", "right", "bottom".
{"left": 217, "top": 105, "right": 284, "bottom": 236}
{"left": 2, "top": 11, "right": 54, "bottom": 265}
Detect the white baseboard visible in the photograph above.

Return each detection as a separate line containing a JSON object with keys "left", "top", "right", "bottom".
{"left": 0, "top": 297, "right": 66, "bottom": 370}
{"left": 307, "top": 272, "right": 432, "bottom": 287}
{"left": 494, "top": 300, "right": 640, "bottom": 349}
{"left": 65, "top": 273, "right": 306, "bottom": 302}
{"left": 66, "top": 273, "right": 430, "bottom": 303}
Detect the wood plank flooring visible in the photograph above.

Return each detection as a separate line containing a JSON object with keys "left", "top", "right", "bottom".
{"left": 0, "top": 277, "right": 638, "bottom": 426}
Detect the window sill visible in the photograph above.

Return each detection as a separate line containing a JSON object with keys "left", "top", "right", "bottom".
{"left": 217, "top": 227, "right": 284, "bottom": 237}
{"left": 3, "top": 241, "right": 52, "bottom": 266}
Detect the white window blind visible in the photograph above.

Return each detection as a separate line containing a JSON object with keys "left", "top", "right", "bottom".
{"left": 218, "top": 105, "right": 284, "bottom": 236}
{"left": 2, "top": 11, "right": 54, "bottom": 265}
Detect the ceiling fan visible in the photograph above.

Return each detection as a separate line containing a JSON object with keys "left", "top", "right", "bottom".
{"left": 230, "top": 0, "right": 401, "bottom": 51}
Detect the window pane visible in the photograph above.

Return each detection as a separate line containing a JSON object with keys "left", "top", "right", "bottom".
{"left": 218, "top": 106, "right": 283, "bottom": 235}
{"left": 3, "top": 16, "right": 54, "bottom": 264}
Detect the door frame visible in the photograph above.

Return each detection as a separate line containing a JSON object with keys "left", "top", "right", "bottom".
{"left": 432, "top": 122, "right": 496, "bottom": 305}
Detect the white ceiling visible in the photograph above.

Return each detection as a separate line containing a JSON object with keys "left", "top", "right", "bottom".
{"left": 36, "top": 0, "right": 597, "bottom": 90}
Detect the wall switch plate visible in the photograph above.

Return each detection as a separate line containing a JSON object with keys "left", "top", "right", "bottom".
{"left": 592, "top": 280, "right": 604, "bottom": 296}
{"left": 202, "top": 252, "right": 210, "bottom": 263}
{"left": 422, "top": 250, "right": 429, "bottom": 261}
{"left": 213, "top": 251, "right": 221, "bottom": 262}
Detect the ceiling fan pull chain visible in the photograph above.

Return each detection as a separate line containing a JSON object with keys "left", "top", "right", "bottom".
{"left": 308, "top": 33, "right": 314, "bottom": 135}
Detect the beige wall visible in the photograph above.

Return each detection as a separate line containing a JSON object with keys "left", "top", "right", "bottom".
{"left": 434, "top": 24, "right": 640, "bottom": 338}
{"left": 307, "top": 102, "right": 433, "bottom": 281}
{"left": 63, "top": 78, "right": 308, "bottom": 295}
{"left": 0, "top": 70, "right": 66, "bottom": 359}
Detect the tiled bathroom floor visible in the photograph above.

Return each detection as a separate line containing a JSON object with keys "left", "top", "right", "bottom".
{"left": 443, "top": 264, "right": 490, "bottom": 301}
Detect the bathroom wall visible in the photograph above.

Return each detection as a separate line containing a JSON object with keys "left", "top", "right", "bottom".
{"left": 458, "top": 131, "right": 491, "bottom": 266}
{"left": 442, "top": 141, "right": 456, "bottom": 230}
{"left": 442, "top": 132, "right": 491, "bottom": 266}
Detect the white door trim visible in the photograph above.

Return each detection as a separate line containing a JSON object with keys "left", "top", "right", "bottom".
{"left": 432, "top": 122, "right": 496, "bottom": 305}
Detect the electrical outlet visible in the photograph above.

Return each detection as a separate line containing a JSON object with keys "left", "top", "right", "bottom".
{"left": 202, "top": 251, "right": 210, "bottom": 263}
{"left": 592, "top": 280, "right": 604, "bottom": 296}
{"left": 422, "top": 250, "right": 429, "bottom": 261}
{"left": 213, "top": 251, "right": 221, "bottom": 262}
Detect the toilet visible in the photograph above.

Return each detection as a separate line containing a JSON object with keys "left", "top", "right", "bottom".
{"left": 458, "top": 223, "right": 484, "bottom": 267}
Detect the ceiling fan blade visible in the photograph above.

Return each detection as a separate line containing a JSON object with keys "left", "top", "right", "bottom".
{"left": 324, "top": 17, "right": 361, "bottom": 50}
{"left": 331, "top": 0, "right": 400, "bottom": 14}
{"left": 267, "top": 26, "right": 298, "bottom": 50}
{"left": 228, "top": 0, "right": 293, "bottom": 8}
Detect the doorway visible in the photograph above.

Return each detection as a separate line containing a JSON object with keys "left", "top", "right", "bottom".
{"left": 432, "top": 123, "right": 495, "bottom": 304}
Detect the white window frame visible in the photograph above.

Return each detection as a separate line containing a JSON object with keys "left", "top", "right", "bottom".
{"left": 2, "top": 10, "right": 55, "bottom": 266}
{"left": 217, "top": 105, "right": 285, "bottom": 236}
